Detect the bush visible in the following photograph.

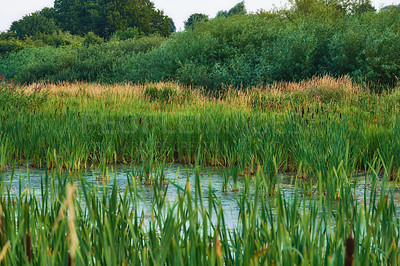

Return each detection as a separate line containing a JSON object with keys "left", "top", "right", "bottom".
{"left": 1, "top": 7, "right": 400, "bottom": 91}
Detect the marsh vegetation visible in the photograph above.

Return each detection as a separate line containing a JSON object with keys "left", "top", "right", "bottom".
{"left": 0, "top": 77, "right": 400, "bottom": 264}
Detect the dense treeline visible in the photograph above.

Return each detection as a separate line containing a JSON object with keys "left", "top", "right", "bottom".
{"left": 1, "top": 0, "right": 400, "bottom": 90}
{"left": 8, "top": 0, "right": 171, "bottom": 38}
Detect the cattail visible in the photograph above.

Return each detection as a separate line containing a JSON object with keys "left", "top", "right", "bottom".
{"left": 340, "top": 113, "right": 342, "bottom": 119}
{"left": 302, "top": 107, "right": 304, "bottom": 118}
{"left": 312, "top": 113, "right": 314, "bottom": 119}
{"left": 68, "top": 252, "right": 72, "bottom": 266}
{"left": 26, "top": 232, "right": 32, "bottom": 262}
{"left": 345, "top": 235, "right": 355, "bottom": 266}
{"left": 316, "top": 108, "right": 319, "bottom": 115}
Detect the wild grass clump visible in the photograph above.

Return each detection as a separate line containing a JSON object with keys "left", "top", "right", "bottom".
{"left": 0, "top": 77, "right": 48, "bottom": 111}
{"left": 144, "top": 85, "right": 177, "bottom": 103}
{"left": 249, "top": 75, "right": 361, "bottom": 111}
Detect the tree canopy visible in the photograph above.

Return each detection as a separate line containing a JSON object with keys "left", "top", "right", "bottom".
{"left": 216, "top": 1, "right": 247, "bottom": 18}
{"left": 10, "top": 0, "right": 172, "bottom": 39}
{"left": 10, "top": 8, "right": 59, "bottom": 39}
{"left": 53, "top": 0, "right": 171, "bottom": 37}
{"left": 184, "top": 13, "right": 209, "bottom": 30}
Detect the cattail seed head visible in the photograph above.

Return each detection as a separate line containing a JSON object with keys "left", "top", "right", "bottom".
{"left": 345, "top": 235, "right": 355, "bottom": 266}
{"left": 26, "top": 232, "right": 32, "bottom": 262}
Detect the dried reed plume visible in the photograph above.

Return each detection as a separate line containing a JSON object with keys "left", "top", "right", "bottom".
{"left": 52, "top": 184, "right": 78, "bottom": 260}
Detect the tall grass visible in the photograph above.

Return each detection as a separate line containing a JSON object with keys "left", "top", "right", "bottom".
{"left": 0, "top": 78, "right": 399, "bottom": 178}
{"left": 0, "top": 156, "right": 398, "bottom": 264}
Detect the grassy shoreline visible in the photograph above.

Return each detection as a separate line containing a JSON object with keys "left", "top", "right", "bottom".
{"left": 1, "top": 76, "right": 400, "bottom": 178}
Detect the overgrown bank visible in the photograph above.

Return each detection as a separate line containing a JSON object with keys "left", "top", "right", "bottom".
{"left": 1, "top": 77, "right": 399, "bottom": 178}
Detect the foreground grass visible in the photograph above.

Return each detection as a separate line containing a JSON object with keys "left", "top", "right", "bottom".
{"left": 0, "top": 158, "right": 399, "bottom": 264}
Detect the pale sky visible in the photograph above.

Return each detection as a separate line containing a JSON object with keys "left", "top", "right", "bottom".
{"left": 0, "top": 0, "right": 398, "bottom": 32}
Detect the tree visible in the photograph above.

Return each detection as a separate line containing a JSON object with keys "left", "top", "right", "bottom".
{"left": 169, "top": 18, "right": 176, "bottom": 33}
{"left": 184, "top": 13, "right": 209, "bottom": 30}
{"left": 288, "top": 0, "right": 375, "bottom": 16}
{"left": 112, "top": 27, "right": 141, "bottom": 40}
{"left": 348, "top": 0, "right": 376, "bottom": 14}
{"left": 53, "top": 0, "right": 171, "bottom": 38}
{"left": 216, "top": 2, "right": 246, "bottom": 18}
{"left": 10, "top": 8, "right": 59, "bottom": 39}
{"left": 216, "top": 10, "right": 228, "bottom": 18}
{"left": 228, "top": 1, "right": 247, "bottom": 16}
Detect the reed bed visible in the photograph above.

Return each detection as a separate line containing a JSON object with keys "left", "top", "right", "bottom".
{"left": 1, "top": 77, "right": 399, "bottom": 178}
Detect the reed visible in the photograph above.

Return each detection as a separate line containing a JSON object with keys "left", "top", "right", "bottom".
{"left": 2, "top": 156, "right": 398, "bottom": 264}
{"left": 1, "top": 78, "right": 399, "bottom": 179}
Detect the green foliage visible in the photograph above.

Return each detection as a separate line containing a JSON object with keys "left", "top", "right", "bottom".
{"left": 184, "top": 13, "right": 209, "bottom": 30}
{"left": 168, "top": 18, "right": 176, "bottom": 33}
{"left": 216, "top": 10, "right": 229, "bottom": 18}
{"left": 217, "top": 1, "right": 247, "bottom": 18}
{"left": 228, "top": 1, "right": 247, "bottom": 16}
{"left": 0, "top": 31, "right": 84, "bottom": 59}
{"left": 83, "top": 32, "right": 104, "bottom": 47}
{"left": 53, "top": 0, "right": 171, "bottom": 38}
{"left": 0, "top": 38, "right": 25, "bottom": 57}
{"left": 0, "top": 36, "right": 166, "bottom": 83}
{"left": 112, "top": 27, "right": 140, "bottom": 41}
{"left": 10, "top": 8, "right": 59, "bottom": 39}
{"left": 3, "top": 2, "right": 400, "bottom": 90}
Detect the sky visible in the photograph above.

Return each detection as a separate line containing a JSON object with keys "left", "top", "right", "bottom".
{"left": 0, "top": 0, "right": 398, "bottom": 32}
